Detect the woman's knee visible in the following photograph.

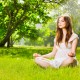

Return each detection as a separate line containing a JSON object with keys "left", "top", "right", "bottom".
{"left": 68, "top": 57, "right": 77, "bottom": 67}
{"left": 68, "top": 57, "right": 74, "bottom": 63}
{"left": 34, "top": 57, "right": 50, "bottom": 68}
{"left": 34, "top": 57, "right": 42, "bottom": 63}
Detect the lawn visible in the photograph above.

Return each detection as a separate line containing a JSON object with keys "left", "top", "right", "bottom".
{"left": 0, "top": 47, "right": 80, "bottom": 80}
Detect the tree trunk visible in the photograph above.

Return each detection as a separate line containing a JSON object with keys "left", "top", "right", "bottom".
{"left": 7, "top": 37, "right": 10, "bottom": 47}
{"left": 0, "top": 28, "right": 15, "bottom": 47}
{"left": 0, "top": 12, "right": 27, "bottom": 47}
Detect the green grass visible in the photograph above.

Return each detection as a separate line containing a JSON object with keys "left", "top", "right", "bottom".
{"left": 0, "top": 47, "right": 80, "bottom": 80}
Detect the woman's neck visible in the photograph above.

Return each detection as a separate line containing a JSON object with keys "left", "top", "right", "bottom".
{"left": 62, "top": 28, "right": 67, "bottom": 36}
{"left": 62, "top": 28, "right": 67, "bottom": 43}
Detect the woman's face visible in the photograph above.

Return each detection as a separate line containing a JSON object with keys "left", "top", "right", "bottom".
{"left": 58, "top": 17, "right": 66, "bottom": 29}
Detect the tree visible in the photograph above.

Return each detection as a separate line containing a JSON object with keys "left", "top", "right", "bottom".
{"left": 0, "top": 0, "right": 67, "bottom": 47}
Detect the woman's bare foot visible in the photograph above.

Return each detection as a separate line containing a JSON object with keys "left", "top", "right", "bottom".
{"left": 33, "top": 53, "right": 41, "bottom": 58}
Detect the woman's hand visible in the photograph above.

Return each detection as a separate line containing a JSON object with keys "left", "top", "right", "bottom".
{"left": 68, "top": 52, "right": 75, "bottom": 57}
{"left": 33, "top": 53, "right": 41, "bottom": 58}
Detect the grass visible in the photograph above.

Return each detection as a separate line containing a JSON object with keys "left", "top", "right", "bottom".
{"left": 0, "top": 47, "right": 80, "bottom": 80}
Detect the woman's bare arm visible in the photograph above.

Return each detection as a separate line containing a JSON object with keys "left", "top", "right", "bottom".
{"left": 42, "top": 43, "right": 57, "bottom": 58}
{"left": 68, "top": 38, "right": 78, "bottom": 57}
{"left": 33, "top": 38, "right": 57, "bottom": 58}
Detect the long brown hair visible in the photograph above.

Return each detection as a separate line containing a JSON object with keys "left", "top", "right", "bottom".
{"left": 56, "top": 16, "right": 72, "bottom": 45}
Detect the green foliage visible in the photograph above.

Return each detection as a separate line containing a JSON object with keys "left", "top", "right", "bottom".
{"left": 0, "top": 0, "right": 67, "bottom": 47}
{"left": 0, "top": 2, "right": 7, "bottom": 41}
{"left": 18, "top": 23, "right": 40, "bottom": 40}
{"left": 0, "top": 47, "right": 52, "bottom": 58}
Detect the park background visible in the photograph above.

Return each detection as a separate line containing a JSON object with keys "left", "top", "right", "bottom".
{"left": 0, "top": 0, "right": 80, "bottom": 80}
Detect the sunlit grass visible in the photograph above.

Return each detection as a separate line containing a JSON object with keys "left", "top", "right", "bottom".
{"left": 0, "top": 56, "right": 80, "bottom": 80}
{"left": 0, "top": 47, "right": 80, "bottom": 80}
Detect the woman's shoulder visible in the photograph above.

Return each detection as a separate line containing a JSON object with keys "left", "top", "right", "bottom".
{"left": 72, "top": 33, "right": 78, "bottom": 36}
{"left": 68, "top": 33, "right": 79, "bottom": 42}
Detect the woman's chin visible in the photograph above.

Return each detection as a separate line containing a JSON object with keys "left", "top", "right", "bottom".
{"left": 59, "top": 27, "right": 65, "bottom": 29}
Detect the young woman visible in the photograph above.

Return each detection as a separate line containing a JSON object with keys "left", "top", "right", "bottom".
{"left": 33, "top": 15, "right": 79, "bottom": 68}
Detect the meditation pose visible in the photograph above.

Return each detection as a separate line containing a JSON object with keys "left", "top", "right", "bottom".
{"left": 33, "top": 15, "right": 79, "bottom": 68}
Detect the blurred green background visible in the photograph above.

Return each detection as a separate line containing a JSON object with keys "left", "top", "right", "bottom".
{"left": 0, "top": 1, "right": 80, "bottom": 80}
{"left": 0, "top": 0, "right": 80, "bottom": 47}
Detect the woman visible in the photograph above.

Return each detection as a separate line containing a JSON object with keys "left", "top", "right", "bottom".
{"left": 33, "top": 15, "right": 79, "bottom": 68}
